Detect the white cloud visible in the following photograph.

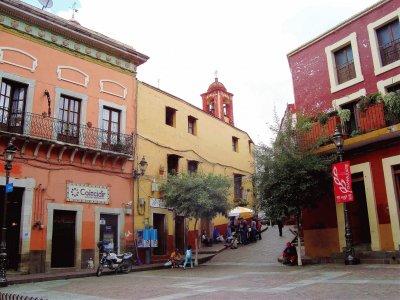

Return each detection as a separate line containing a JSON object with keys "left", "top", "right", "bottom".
{"left": 57, "top": 0, "right": 378, "bottom": 145}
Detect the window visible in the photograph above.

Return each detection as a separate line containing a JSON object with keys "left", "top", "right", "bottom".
{"left": 234, "top": 174, "right": 243, "bottom": 200}
{"left": 0, "top": 79, "right": 26, "bottom": 133}
{"left": 325, "top": 33, "right": 363, "bottom": 93}
{"left": 368, "top": 10, "right": 400, "bottom": 75}
{"left": 188, "top": 160, "right": 198, "bottom": 174}
{"left": 377, "top": 20, "right": 400, "bottom": 67}
{"left": 58, "top": 94, "right": 81, "bottom": 144}
{"left": 394, "top": 165, "right": 400, "bottom": 208}
{"left": 167, "top": 154, "right": 180, "bottom": 175}
{"left": 102, "top": 107, "right": 120, "bottom": 148}
{"left": 165, "top": 106, "right": 176, "bottom": 127}
{"left": 387, "top": 83, "right": 400, "bottom": 93}
{"left": 188, "top": 116, "right": 197, "bottom": 135}
{"left": 377, "top": 74, "right": 400, "bottom": 94}
{"left": 334, "top": 45, "right": 356, "bottom": 84}
{"left": 232, "top": 137, "right": 239, "bottom": 152}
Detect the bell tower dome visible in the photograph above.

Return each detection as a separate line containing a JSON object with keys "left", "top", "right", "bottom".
{"left": 201, "top": 75, "right": 234, "bottom": 126}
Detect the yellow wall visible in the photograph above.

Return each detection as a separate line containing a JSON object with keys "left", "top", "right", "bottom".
{"left": 134, "top": 82, "right": 255, "bottom": 239}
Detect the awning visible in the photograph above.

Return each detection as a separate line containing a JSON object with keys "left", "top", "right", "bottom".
{"left": 228, "top": 206, "right": 254, "bottom": 218}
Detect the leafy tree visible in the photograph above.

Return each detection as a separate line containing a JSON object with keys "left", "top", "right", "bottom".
{"left": 255, "top": 112, "right": 334, "bottom": 245}
{"left": 160, "top": 172, "right": 231, "bottom": 265}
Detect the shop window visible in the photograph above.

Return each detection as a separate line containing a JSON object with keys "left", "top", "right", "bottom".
{"left": 0, "top": 79, "right": 27, "bottom": 134}
{"left": 232, "top": 136, "right": 239, "bottom": 152}
{"left": 188, "top": 160, "right": 198, "bottom": 174}
{"left": 58, "top": 94, "right": 81, "bottom": 144}
{"left": 165, "top": 106, "right": 176, "bottom": 127}
{"left": 188, "top": 116, "right": 197, "bottom": 135}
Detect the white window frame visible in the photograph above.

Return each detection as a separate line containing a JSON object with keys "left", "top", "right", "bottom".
{"left": 377, "top": 74, "right": 400, "bottom": 94}
{"left": 98, "top": 100, "right": 127, "bottom": 147}
{"left": 367, "top": 8, "right": 400, "bottom": 76}
{"left": 332, "top": 88, "right": 366, "bottom": 109}
{"left": 325, "top": 33, "right": 364, "bottom": 93}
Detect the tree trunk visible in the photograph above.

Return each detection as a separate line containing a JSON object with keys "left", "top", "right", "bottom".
{"left": 194, "top": 218, "right": 199, "bottom": 266}
{"left": 296, "top": 209, "right": 303, "bottom": 266}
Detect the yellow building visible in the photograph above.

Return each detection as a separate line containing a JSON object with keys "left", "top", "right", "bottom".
{"left": 134, "top": 79, "right": 254, "bottom": 261}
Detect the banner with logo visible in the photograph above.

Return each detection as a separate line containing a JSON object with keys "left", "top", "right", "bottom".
{"left": 332, "top": 161, "right": 354, "bottom": 203}
{"left": 67, "top": 183, "right": 109, "bottom": 204}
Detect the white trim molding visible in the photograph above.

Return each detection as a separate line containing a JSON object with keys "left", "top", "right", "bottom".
{"left": 367, "top": 8, "right": 400, "bottom": 76}
{"left": 0, "top": 47, "right": 38, "bottom": 72}
{"left": 57, "top": 66, "right": 89, "bottom": 87}
{"left": 100, "top": 80, "right": 128, "bottom": 99}
{"left": 382, "top": 155, "right": 400, "bottom": 250}
{"left": 377, "top": 74, "right": 400, "bottom": 94}
{"left": 335, "top": 162, "right": 381, "bottom": 251}
{"left": 332, "top": 88, "right": 366, "bottom": 109}
{"left": 325, "top": 33, "right": 364, "bottom": 93}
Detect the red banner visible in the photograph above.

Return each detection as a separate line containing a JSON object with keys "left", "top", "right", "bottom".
{"left": 332, "top": 161, "right": 354, "bottom": 203}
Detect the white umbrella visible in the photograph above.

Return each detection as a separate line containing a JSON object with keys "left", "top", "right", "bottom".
{"left": 228, "top": 206, "right": 254, "bottom": 218}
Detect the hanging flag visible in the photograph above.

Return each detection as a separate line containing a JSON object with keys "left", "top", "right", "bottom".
{"left": 332, "top": 161, "right": 354, "bottom": 203}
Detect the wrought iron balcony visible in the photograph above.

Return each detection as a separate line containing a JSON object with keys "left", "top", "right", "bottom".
{"left": 336, "top": 61, "right": 356, "bottom": 84}
{"left": 380, "top": 38, "right": 400, "bottom": 66}
{"left": 0, "top": 112, "right": 133, "bottom": 156}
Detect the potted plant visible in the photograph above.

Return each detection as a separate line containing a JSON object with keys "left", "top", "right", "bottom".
{"left": 317, "top": 112, "right": 329, "bottom": 125}
{"left": 338, "top": 109, "right": 351, "bottom": 123}
{"left": 383, "top": 91, "right": 400, "bottom": 125}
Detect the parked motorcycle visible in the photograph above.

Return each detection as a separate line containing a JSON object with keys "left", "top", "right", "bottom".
{"left": 96, "top": 241, "right": 133, "bottom": 277}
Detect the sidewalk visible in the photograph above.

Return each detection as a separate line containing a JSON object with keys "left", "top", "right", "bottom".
{"left": 5, "top": 243, "right": 227, "bottom": 286}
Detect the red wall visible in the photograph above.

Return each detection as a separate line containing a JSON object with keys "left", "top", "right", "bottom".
{"left": 288, "top": 0, "right": 400, "bottom": 115}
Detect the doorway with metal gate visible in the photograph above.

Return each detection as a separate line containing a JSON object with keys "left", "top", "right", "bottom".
{"left": 51, "top": 210, "right": 76, "bottom": 268}
{"left": 0, "top": 186, "right": 23, "bottom": 270}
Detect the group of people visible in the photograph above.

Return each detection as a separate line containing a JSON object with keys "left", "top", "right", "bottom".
{"left": 168, "top": 245, "right": 193, "bottom": 269}
{"left": 225, "top": 216, "right": 262, "bottom": 248}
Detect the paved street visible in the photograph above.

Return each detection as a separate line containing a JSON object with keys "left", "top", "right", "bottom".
{"left": 1, "top": 226, "right": 399, "bottom": 300}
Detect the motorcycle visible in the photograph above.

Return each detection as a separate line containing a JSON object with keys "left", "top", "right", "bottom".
{"left": 96, "top": 241, "right": 133, "bottom": 277}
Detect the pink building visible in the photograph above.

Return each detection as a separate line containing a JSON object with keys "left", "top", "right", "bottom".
{"left": 287, "top": 0, "right": 400, "bottom": 258}
{"left": 0, "top": 0, "right": 148, "bottom": 273}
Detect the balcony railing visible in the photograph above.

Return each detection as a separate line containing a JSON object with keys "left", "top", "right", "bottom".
{"left": 380, "top": 38, "right": 400, "bottom": 66}
{"left": 299, "top": 102, "right": 391, "bottom": 149}
{"left": 336, "top": 61, "right": 356, "bottom": 84}
{"left": 0, "top": 112, "right": 133, "bottom": 155}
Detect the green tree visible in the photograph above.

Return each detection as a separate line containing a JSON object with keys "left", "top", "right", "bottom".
{"left": 160, "top": 172, "right": 231, "bottom": 265}
{"left": 255, "top": 113, "right": 334, "bottom": 263}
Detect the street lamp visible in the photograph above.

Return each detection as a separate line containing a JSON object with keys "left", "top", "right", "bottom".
{"left": 133, "top": 156, "right": 148, "bottom": 263}
{"left": 332, "top": 126, "right": 359, "bottom": 265}
{"left": 0, "top": 141, "right": 17, "bottom": 287}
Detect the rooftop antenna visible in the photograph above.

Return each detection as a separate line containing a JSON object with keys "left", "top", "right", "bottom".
{"left": 38, "top": 0, "right": 53, "bottom": 10}
{"left": 157, "top": 78, "right": 160, "bottom": 88}
{"left": 70, "top": 2, "right": 78, "bottom": 20}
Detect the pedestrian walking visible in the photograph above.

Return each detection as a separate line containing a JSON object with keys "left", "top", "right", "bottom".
{"left": 256, "top": 218, "right": 262, "bottom": 240}
{"left": 251, "top": 217, "right": 257, "bottom": 242}
{"left": 183, "top": 245, "right": 193, "bottom": 269}
{"left": 277, "top": 219, "right": 283, "bottom": 237}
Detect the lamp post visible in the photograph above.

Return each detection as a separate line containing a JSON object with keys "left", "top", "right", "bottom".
{"left": 332, "top": 127, "right": 359, "bottom": 265}
{"left": 0, "top": 141, "right": 17, "bottom": 287}
{"left": 133, "top": 156, "right": 148, "bottom": 262}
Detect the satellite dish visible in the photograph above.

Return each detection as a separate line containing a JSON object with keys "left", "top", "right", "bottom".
{"left": 38, "top": 0, "right": 53, "bottom": 10}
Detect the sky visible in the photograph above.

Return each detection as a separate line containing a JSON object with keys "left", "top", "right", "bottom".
{"left": 23, "top": 0, "right": 379, "bottom": 145}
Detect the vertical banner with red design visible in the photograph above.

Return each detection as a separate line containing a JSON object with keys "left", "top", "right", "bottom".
{"left": 332, "top": 161, "right": 354, "bottom": 203}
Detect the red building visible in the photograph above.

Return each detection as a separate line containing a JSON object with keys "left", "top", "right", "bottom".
{"left": 287, "top": 0, "right": 400, "bottom": 258}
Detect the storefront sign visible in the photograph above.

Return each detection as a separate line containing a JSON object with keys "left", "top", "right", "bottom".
{"left": 66, "top": 183, "right": 109, "bottom": 204}
{"left": 150, "top": 198, "right": 166, "bottom": 208}
{"left": 332, "top": 161, "right": 354, "bottom": 203}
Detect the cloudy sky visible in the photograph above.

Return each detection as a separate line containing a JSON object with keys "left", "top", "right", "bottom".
{"left": 24, "top": 0, "right": 378, "bottom": 145}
